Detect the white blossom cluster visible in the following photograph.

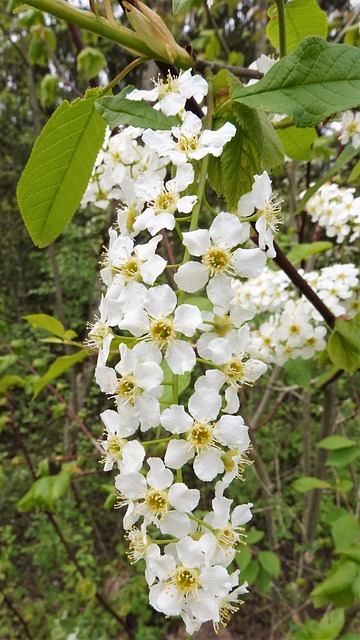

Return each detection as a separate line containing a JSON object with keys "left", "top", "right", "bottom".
{"left": 83, "top": 69, "right": 282, "bottom": 633}
{"left": 305, "top": 182, "right": 360, "bottom": 243}
{"left": 231, "top": 264, "right": 359, "bottom": 365}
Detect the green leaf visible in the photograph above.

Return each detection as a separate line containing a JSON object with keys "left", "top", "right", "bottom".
{"left": 318, "top": 435, "right": 357, "bottom": 450}
{"left": 17, "top": 470, "right": 71, "bottom": 512}
{"left": 286, "top": 241, "right": 332, "bottom": 265}
{"left": 258, "top": 551, "right": 281, "bottom": 578}
{"left": 33, "top": 350, "right": 89, "bottom": 398}
{"left": 28, "top": 35, "right": 47, "bottom": 66}
{"left": 17, "top": 8, "right": 44, "bottom": 27}
{"left": 232, "top": 37, "right": 360, "bottom": 128}
{"left": 246, "top": 528, "right": 265, "bottom": 545}
{"left": 327, "top": 316, "right": 360, "bottom": 374}
{"left": 76, "top": 577, "right": 97, "bottom": 600}
{"left": 258, "top": 111, "right": 285, "bottom": 170}
{"left": 172, "top": 0, "right": 192, "bottom": 14}
{"left": 326, "top": 447, "right": 359, "bottom": 467}
{"left": 209, "top": 103, "right": 263, "bottom": 208}
{"left": 239, "top": 559, "right": 259, "bottom": 585}
{"left": 292, "top": 476, "right": 331, "bottom": 492}
{"left": 315, "top": 608, "right": 345, "bottom": 640}
{"left": 77, "top": 46, "right": 106, "bottom": 80}
{"left": 40, "top": 74, "right": 58, "bottom": 109}
{"left": 17, "top": 92, "right": 107, "bottom": 248}
{"left": 0, "top": 355, "right": 18, "bottom": 374}
{"left": 296, "top": 145, "right": 359, "bottom": 213}
{"left": 235, "top": 545, "right": 252, "bottom": 571}
{"left": 349, "top": 159, "right": 360, "bottom": 182}
{"left": 267, "top": 0, "right": 328, "bottom": 54}
{"left": 311, "top": 561, "right": 358, "bottom": 608}
{"left": 283, "top": 357, "right": 315, "bottom": 390}
{"left": 159, "top": 362, "right": 191, "bottom": 409}
{"left": 338, "top": 546, "right": 360, "bottom": 564}
{"left": 276, "top": 125, "right": 318, "bottom": 161}
{"left": 95, "top": 86, "right": 179, "bottom": 130}
{"left": 332, "top": 515, "right": 360, "bottom": 552}
{"left": 182, "top": 296, "right": 213, "bottom": 312}
{"left": 23, "top": 314, "right": 66, "bottom": 338}
{"left": 0, "top": 375, "right": 25, "bottom": 394}
{"left": 335, "top": 479, "right": 353, "bottom": 493}
{"left": 257, "top": 566, "right": 271, "bottom": 594}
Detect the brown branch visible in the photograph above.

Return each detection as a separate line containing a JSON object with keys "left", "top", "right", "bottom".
{"left": 194, "top": 58, "right": 263, "bottom": 80}
{"left": 272, "top": 240, "right": 336, "bottom": 329}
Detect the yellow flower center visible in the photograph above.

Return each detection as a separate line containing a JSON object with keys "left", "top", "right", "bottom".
{"left": 149, "top": 318, "right": 175, "bottom": 346}
{"left": 86, "top": 321, "right": 112, "bottom": 349}
{"left": 222, "top": 358, "right": 245, "bottom": 385}
{"left": 124, "top": 203, "right": 139, "bottom": 232}
{"left": 177, "top": 134, "right": 199, "bottom": 153}
{"left": 106, "top": 435, "right": 127, "bottom": 458}
{"left": 202, "top": 247, "right": 231, "bottom": 275}
{"left": 117, "top": 374, "right": 140, "bottom": 406}
{"left": 258, "top": 195, "right": 283, "bottom": 233}
{"left": 187, "top": 421, "right": 214, "bottom": 449}
{"left": 144, "top": 489, "right": 169, "bottom": 517}
{"left": 157, "top": 74, "right": 180, "bottom": 98}
{"left": 154, "top": 191, "right": 178, "bottom": 214}
{"left": 121, "top": 257, "right": 141, "bottom": 282}
{"left": 174, "top": 566, "right": 201, "bottom": 596}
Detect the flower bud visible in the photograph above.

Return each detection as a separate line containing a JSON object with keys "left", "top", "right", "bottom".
{"left": 122, "top": 0, "right": 190, "bottom": 65}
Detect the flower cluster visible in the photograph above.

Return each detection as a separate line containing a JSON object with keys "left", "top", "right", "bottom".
{"left": 231, "top": 264, "right": 359, "bottom": 365}
{"left": 305, "top": 182, "right": 360, "bottom": 244}
{"left": 84, "top": 69, "right": 278, "bottom": 632}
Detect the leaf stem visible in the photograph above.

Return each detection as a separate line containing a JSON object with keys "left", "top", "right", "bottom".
{"left": 189, "top": 514, "right": 215, "bottom": 532}
{"left": 275, "top": 0, "right": 287, "bottom": 57}
{"left": 102, "top": 57, "right": 146, "bottom": 93}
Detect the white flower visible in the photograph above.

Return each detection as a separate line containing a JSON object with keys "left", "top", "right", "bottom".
{"left": 340, "top": 111, "right": 360, "bottom": 149}
{"left": 148, "top": 537, "right": 232, "bottom": 621}
{"left": 203, "top": 495, "right": 252, "bottom": 565}
{"left": 126, "top": 69, "right": 208, "bottom": 116}
{"left": 196, "top": 325, "right": 267, "bottom": 414}
{"left": 100, "top": 230, "right": 166, "bottom": 287}
{"left": 238, "top": 171, "right": 283, "bottom": 258}
{"left": 99, "top": 409, "right": 146, "bottom": 472}
{"left": 118, "top": 284, "right": 202, "bottom": 374}
{"left": 174, "top": 212, "right": 266, "bottom": 293}
{"left": 85, "top": 295, "right": 114, "bottom": 363}
{"left": 102, "top": 129, "right": 142, "bottom": 183}
{"left": 116, "top": 177, "right": 146, "bottom": 238}
{"left": 105, "top": 280, "right": 147, "bottom": 328}
{"left": 95, "top": 342, "right": 163, "bottom": 431}
{"left": 162, "top": 389, "right": 249, "bottom": 481}
{"left": 132, "top": 163, "right": 197, "bottom": 235}
{"left": 116, "top": 457, "right": 200, "bottom": 533}
{"left": 213, "top": 570, "right": 249, "bottom": 632}
{"left": 142, "top": 112, "right": 236, "bottom": 166}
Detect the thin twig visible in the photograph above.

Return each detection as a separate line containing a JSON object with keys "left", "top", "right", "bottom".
{"left": 0, "top": 586, "right": 34, "bottom": 640}
{"left": 202, "top": 0, "right": 230, "bottom": 57}
{"left": 194, "top": 58, "right": 263, "bottom": 80}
